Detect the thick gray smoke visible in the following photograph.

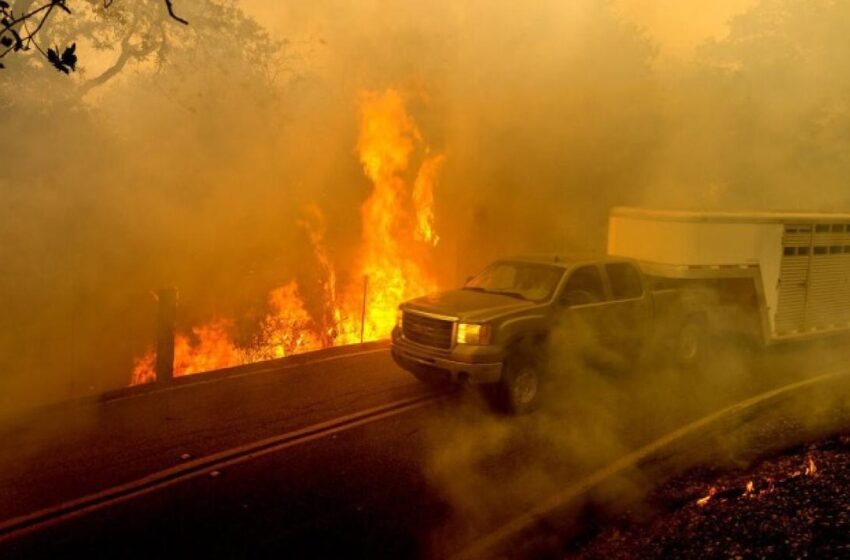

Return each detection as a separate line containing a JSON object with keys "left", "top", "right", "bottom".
{"left": 638, "top": 0, "right": 850, "bottom": 212}
{"left": 2, "top": 0, "right": 850, "bottom": 422}
{"left": 4, "top": 3, "right": 850, "bottom": 558}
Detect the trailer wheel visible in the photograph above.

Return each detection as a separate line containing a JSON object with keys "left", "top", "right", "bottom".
{"left": 675, "top": 319, "right": 705, "bottom": 368}
{"left": 496, "top": 352, "right": 542, "bottom": 414}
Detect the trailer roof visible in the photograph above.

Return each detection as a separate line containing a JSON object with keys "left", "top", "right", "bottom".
{"left": 501, "top": 254, "right": 631, "bottom": 268}
{"left": 611, "top": 206, "right": 850, "bottom": 224}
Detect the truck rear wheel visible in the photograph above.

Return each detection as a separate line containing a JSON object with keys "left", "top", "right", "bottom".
{"left": 675, "top": 319, "right": 705, "bottom": 368}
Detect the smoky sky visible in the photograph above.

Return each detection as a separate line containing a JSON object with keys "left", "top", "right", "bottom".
{"left": 2, "top": 0, "right": 850, "bottom": 415}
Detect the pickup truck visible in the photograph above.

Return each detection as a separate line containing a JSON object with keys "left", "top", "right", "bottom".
{"left": 391, "top": 255, "right": 705, "bottom": 414}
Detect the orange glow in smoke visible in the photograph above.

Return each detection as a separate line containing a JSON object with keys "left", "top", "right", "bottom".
{"left": 130, "top": 88, "right": 442, "bottom": 385}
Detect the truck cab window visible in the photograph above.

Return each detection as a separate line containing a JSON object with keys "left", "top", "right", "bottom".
{"left": 465, "top": 262, "right": 564, "bottom": 302}
{"left": 561, "top": 265, "right": 604, "bottom": 306}
{"left": 606, "top": 262, "right": 643, "bottom": 300}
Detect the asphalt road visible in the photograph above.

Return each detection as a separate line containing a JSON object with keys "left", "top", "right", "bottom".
{"left": 2, "top": 337, "right": 850, "bottom": 559}
{"left": 0, "top": 345, "right": 468, "bottom": 559}
{"left": 0, "top": 345, "right": 429, "bottom": 521}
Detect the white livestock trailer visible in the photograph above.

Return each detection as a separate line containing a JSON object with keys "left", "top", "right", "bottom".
{"left": 608, "top": 207, "right": 850, "bottom": 344}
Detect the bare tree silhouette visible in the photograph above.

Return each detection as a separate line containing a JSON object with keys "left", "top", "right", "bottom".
{"left": 0, "top": 0, "right": 187, "bottom": 71}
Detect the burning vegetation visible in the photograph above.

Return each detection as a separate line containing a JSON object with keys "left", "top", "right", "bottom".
{"left": 567, "top": 436, "right": 850, "bottom": 559}
{"left": 131, "top": 88, "right": 442, "bottom": 385}
{"left": 693, "top": 454, "right": 818, "bottom": 508}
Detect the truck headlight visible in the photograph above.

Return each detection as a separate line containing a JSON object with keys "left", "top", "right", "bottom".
{"left": 396, "top": 308, "right": 404, "bottom": 329}
{"left": 456, "top": 323, "right": 492, "bottom": 345}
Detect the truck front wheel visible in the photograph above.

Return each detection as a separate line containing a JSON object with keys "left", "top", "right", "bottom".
{"left": 496, "top": 353, "right": 542, "bottom": 414}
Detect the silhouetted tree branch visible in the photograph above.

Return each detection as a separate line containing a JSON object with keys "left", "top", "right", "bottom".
{"left": 77, "top": 19, "right": 161, "bottom": 95}
{"left": 0, "top": 0, "right": 187, "bottom": 71}
{"left": 164, "top": 0, "right": 186, "bottom": 25}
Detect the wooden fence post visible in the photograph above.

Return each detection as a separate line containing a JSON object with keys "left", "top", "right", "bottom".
{"left": 155, "top": 287, "right": 178, "bottom": 383}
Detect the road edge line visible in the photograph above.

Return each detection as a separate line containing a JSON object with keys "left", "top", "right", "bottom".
{"left": 456, "top": 368, "right": 850, "bottom": 559}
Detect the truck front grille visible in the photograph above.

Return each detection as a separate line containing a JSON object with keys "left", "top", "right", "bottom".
{"left": 402, "top": 312, "right": 454, "bottom": 349}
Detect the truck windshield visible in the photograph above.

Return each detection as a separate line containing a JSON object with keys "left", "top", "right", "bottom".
{"left": 464, "top": 262, "right": 564, "bottom": 302}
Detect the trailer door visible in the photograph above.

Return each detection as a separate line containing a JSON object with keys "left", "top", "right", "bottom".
{"left": 775, "top": 224, "right": 811, "bottom": 334}
{"left": 805, "top": 223, "right": 850, "bottom": 330}
{"left": 775, "top": 222, "right": 850, "bottom": 335}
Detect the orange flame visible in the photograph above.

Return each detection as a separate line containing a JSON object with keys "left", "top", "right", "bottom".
{"left": 130, "top": 320, "right": 241, "bottom": 386}
{"left": 256, "top": 282, "right": 324, "bottom": 360}
{"left": 130, "top": 88, "right": 442, "bottom": 385}
{"left": 696, "top": 486, "right": 716, "bottom": 507}
{"left": 130, "top": 354, "right": 156, "bottom": 386}
{"left": 342, "top": 88, "right": 440, "bottom": 341}
{"left": 805, "top": 455, "right": 817, "bottom": 477}
{"left": 412, "top": 152, "right": 445, "bottom": 246}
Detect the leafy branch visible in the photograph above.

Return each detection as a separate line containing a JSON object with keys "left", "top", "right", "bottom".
{"left": 0, "top": 0, "right": 187, "bottom": 71}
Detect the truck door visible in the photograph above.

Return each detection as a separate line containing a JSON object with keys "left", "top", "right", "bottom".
{"left": 557, "top": 264, "right": 610, "bottom": 358}
{"left": 603, "top": 262, "right": 651, "bottom": 354}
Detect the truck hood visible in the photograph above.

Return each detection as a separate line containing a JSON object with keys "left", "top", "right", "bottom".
{"left": 403, "top": 289, "right": 537, "bottom": 322}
